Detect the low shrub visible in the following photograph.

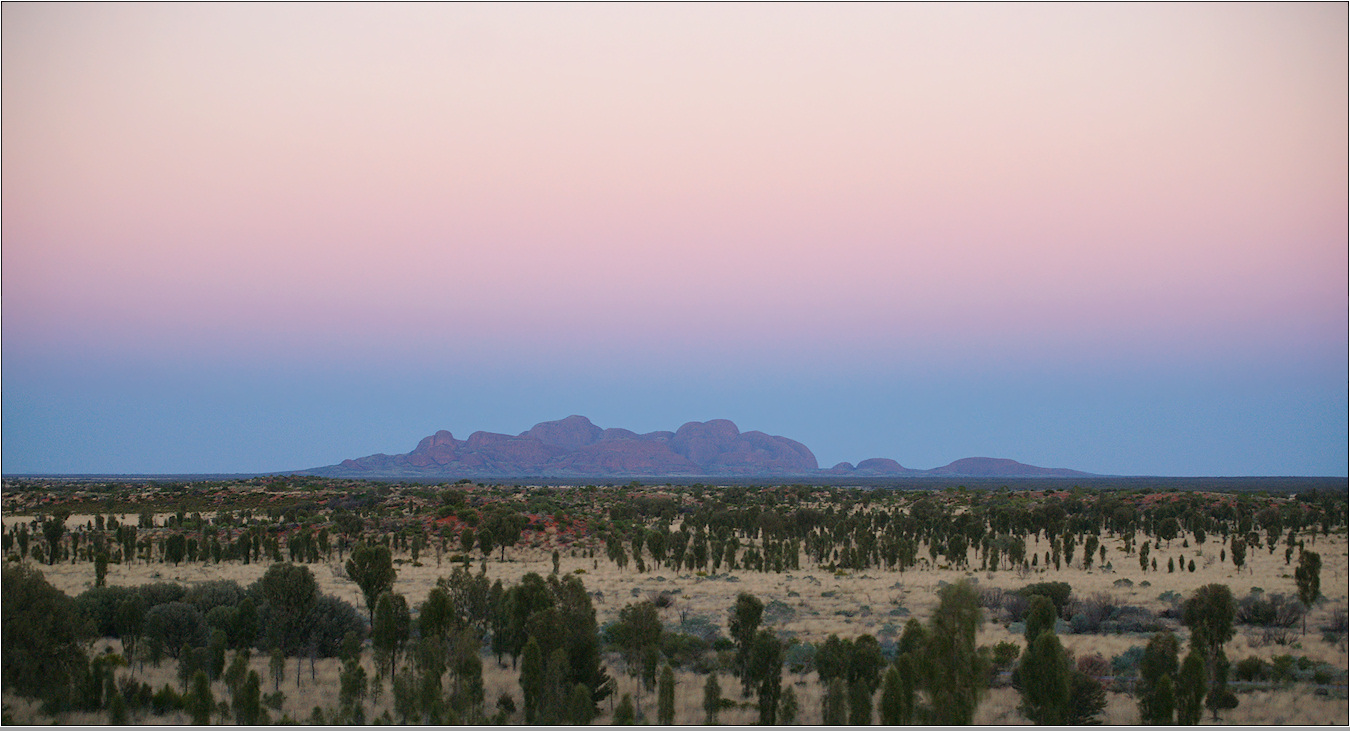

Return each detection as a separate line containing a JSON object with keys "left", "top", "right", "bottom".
{"left": 1110, "top": 646, "right": 1145, "bottom": 678}
{"left": 1235, "top": 656, "right": 1268, "bottom": 681}
{"left": 1236, "top": 592, "right": 1304, "bottom": 628}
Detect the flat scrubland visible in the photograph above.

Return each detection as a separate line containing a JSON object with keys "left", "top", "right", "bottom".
{"left": 2, "top": 478, "right": 1347, "bottom": 725}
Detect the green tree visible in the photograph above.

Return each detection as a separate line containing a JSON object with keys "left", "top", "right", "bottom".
{"left": 848, "top": 678, "right": 873, "bottom": 725}
{"left": 1024, "top": 594, "right": 1057, "bottom": 644}
{"left": 779, "top": 682, "right": 799, "bottom": 725}
{"left": 849, "top": 634, "right": 885, "bottom": 694}
{"left": 255, "top": 562, "right": 318, "bottom": 654}
{"left": 1203, "top": 650, "right": 1238, "bottom": 721}
{"left": 703, "top": 672, "right": 722, "bottom": 725}
{"left": 346, "top": 543, "right": 396, "bottom": 622}
{"left": 481, "top": 507, "right": 527, "bottom": 561}
{"left": 1175, "top": 652, "right": 1206, "bottom": 725}
{"left": 1183, "top": 584, "right": 1235, "bottom": 665}
{"left": 1294, "top": 550, "right": 1321, "bottom": 634}
{"left": 1137, "top": 631, "right": 1179, "bottom": 724}
{"left": 1018, "top": 631, "right": 1072, "bottom": 724}
{"left": 1182, "top": 582, "right": 1238, "bottom": 720}
{"left": 338, "top": 657, "right": 368, "bottom": 724}
{"left": 164, "top": 533, "right": 187, "bottom": 566}
{"left": 822, "top": 677, "right": 848, "bottom": 725}
{"left": 614, "top": 601, "right": 662, "bottom": 710}
{"left": 1151, "top": 675, "right": 1175, "bottom": 726}
{"left": 1230, "top": 538, "right": 1246, "bottom": 572}
{"left": 882, "top": 656, "right": 917, "bottom": 724}
{"left": 371, "top": 592, "right": 411, "bottom": 678}
{"left": 1, "top": 565, "right": 91, "bottom": 710}
{"left": 223, "top": 649, "right": 250, "bottom": 699}
{"left": 520, "top": 636, "right": 544, "bottom": 724}
{"left": 657, "top": 664, "right": 676, "bottom": 725}
{"left": 749, "top": 629, "right": 784, "bottom": 724}
{"left": 729, "top": 592, "right": 765, "bottom": 697}
{"left": 1067, "top": 669, "right": 1108, "bottom": 724}
{"left": 612, "top": 693, "right": 635, "bottom": 725}
{"left": 568, "top": 682, "right": 595, "bottom": 725}
{"left": 185, "top": 670, "right": 214, "bottom": 725}
{"left": 41, "top": 513, "right": 66, "bottom": 566}
{"left": 233, "top": 670, "right": 264, "bottom": 725}
{"left": 924, "top": 580, "right": 986, "bottom": 724}
{"left": 94, "top": 550, "right": 109, "bottom": 587}
{"left": 269, "top": 647, "right": 286, "bottom": 692}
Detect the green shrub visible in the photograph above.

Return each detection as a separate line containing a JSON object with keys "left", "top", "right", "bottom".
{"left": 1019, "top": 582, "right": 1073, "bottom": 616}
{"left": 1234, "top": 656, "right": 1267, "bottom": 682}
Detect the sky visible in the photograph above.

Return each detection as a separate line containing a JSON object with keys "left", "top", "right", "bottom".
{"left": 3, "top": 3, "right": 1346, "bottom": 477}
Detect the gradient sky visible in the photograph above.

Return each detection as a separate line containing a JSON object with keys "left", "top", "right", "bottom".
{"left": 4, "top": 4, "right": 1346, "bottom": 476}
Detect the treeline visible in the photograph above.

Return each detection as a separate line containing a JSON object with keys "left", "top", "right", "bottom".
{"left": 3, "top": 482, "right": 1344, "bottom": 581}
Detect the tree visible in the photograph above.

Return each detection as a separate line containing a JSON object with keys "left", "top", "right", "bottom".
{"left": 822, "top": 677, "right": 848, "bottom": 725}
{"left": 233, "top": 670, "right": 264, "bottom": 725}
{"left": 3, "top": 564, "right": 93, "bottom": 712}
{"left": 1024, "top": 594, "right": 1057, "bottom": 644}
{"left": 614, "top": 601, "right": 662, "bottom": 709}
{"left": 481, "top": 507, "right": 527, "bottom": 561}
{"left": 924, "top": 580, "right": 986, "bottom": 724}
{"left": 346, "top": 543, "right": 396, "bottom": 622}
{"left": 779, "top": 682, "right": 799, "bottom": 725}
{"left": 477, "top": 527, "right": 496, "bottom": 560}
{"left": 848, "top": 634, "right": 885, "bottom": 694}
{"left": 657, "top": 664, "right": 676, "bottom": 725}
{"left": 568, "top": 683, "right": 595, "bottom": 725}
{"left": 520, "top": 636, "right": 544, "bottom": 724}
{"left": 41, "top": 513, "right": 66, "bottom": 566}
{"left": 814, "top": 634, "right": 851, "bottom": 685}
{"left": 1067, "top": 667, "right": 1108, "bottom": 725}
{"left": 1294, "top": 550, "right": 1321, "bottom": 634}
{"left": 879, "top": 665, "right": 905, "bottom": 725}
{"left": 1230, "top": 537, "right": 1246, "bottom": 572}
{"left": 1175, "top": 652, "right": 1206, "bottom": 725}
{"left": 1018, "top": 631, "right": 1072, "bottom": 724}
{"left": 94, "top": 549, "right": 109, "bottom": 587}
{"left": 703, "top": 672, "right": 722, "bottom": 724}
{"left": 185, "top": 670, "right": 214, "bottom": 725}
{"left": 338, "top": 657, "right": 368, "bottom": 724}
{"left": 253, "top": 563, "right": 320, "bottom": 654}
{"left": 1203, "top": 651, "right": 1237, "bottom": 721}
{"left": 612, "top": 693, "right": 635, "bottom": 725}
{"left": 1182, "top": 583, "right": 1236, "bottom": 713}
{"left": 848, "top": 678, "right": 873, "bottom": 725}
{"left": 164, "top": 533, "right": 187, "bottom": 566}
{"left": 729, "top": 592, "right": 765, "bottom": 697}
{"left": 269, "top": 647, "right": 286, "bottom": 692}
{"left": 1137, "top": 631, "right": 1179, "bottom": 724}
{"left": 749, "top": 629, "right": 784, "bottom": 724}
{"left": 143, "top": 602, "right": 207, "bottom": 660}
{"left": 1151, "top": 675, "right": 1176, "bottom": 726}
{"left": 371, "top": 592, "right": 411, "bottom": 678}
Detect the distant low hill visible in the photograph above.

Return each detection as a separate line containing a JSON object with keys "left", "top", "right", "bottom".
{"left": 300, "top": 415, "right": 1096, "bottom": 479}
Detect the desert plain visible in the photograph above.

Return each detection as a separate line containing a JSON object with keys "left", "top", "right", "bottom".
{"left": 1, "top": 479, "right": 1346, "bottom": 725}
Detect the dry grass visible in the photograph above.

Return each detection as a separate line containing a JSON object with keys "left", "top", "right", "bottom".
{"left": 4, "top": 521, "right": 1347, "bottom": 724}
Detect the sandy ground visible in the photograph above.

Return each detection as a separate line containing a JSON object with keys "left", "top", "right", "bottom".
{"left": 5, "top": 525, "right": 1347, "bottom": 724}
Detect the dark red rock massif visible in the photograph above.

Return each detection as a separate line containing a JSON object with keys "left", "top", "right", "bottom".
{"left": 314, "top": 416, "right": 1093, "bottom": 479}
{"left": 319, "top": 416, "right": 818, "bottom": 478}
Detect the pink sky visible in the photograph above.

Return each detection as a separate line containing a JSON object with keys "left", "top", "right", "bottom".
{"left": 3, "top": 4, "right": 1346, "bottom": 474}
